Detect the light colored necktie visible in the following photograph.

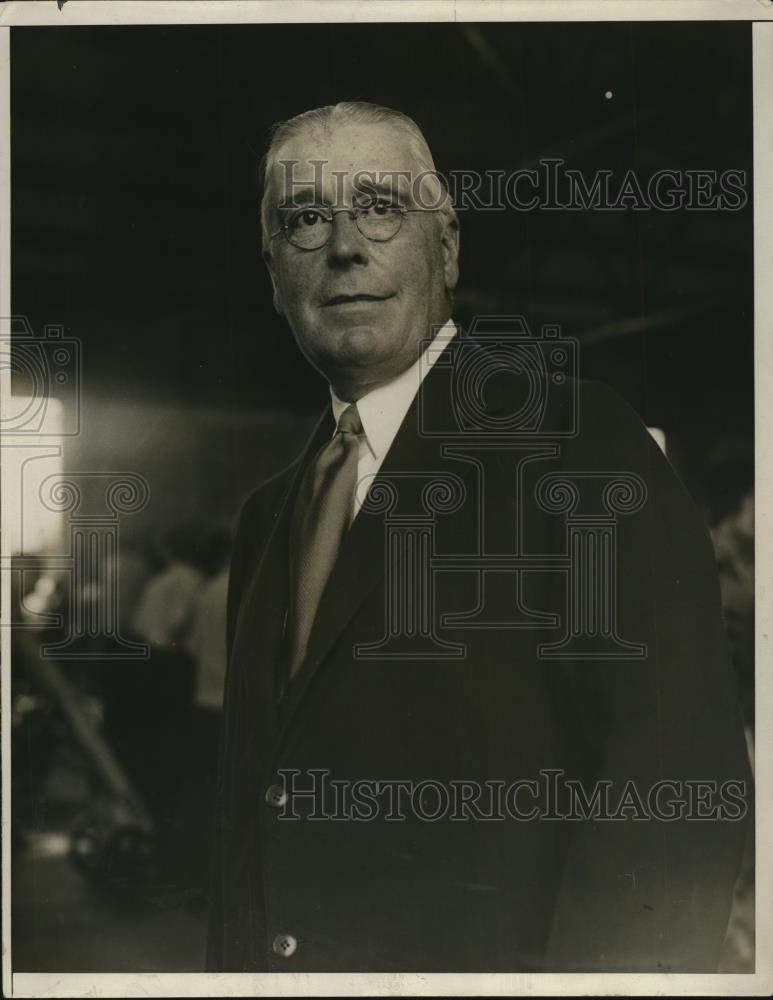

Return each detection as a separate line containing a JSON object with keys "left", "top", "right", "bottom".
{"left": 287, "top": 403, "right": 363, "bottom": 678}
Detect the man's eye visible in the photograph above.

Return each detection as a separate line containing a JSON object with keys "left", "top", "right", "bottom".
{"left": 289, "top": 208, "right": 326, "bottom": 230}
{"left": 360, "top": 198, "right": 400, "bottom": 216}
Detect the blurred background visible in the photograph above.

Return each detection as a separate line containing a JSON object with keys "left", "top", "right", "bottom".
{"left": 8, "top": 20, "right": 754, "bottom": 973}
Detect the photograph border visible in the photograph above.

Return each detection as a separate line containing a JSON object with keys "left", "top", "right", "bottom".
{"left": 1, "top": 2, "right": 770, "bottom": 996}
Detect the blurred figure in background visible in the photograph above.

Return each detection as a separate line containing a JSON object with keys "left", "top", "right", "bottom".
{"left": 132, "top": 525, "right": 206, "bottom": 654}
{"left": 187, "top": 527, "right": 231, "bottom": 717}
{"left": 711, "top": 489, "right": 755, "bottom": 973}
{"left": 104, "top": 525, "right": 207, "bottom": 883}
{"left": 712, "top": 491, "right": 755, "bottom": 734}
{"left": 176, "top": 527, "right": 232, "bottom": 897}
{"left": 698, "top": 440, "right": 755, "bottom": 974}
{"left": 115, "top": 528, "right": 166, "bottom": 643}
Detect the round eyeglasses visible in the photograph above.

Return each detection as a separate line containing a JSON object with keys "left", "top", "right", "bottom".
{"left": 269, "top": 200, "right": 440, "bottom": 251}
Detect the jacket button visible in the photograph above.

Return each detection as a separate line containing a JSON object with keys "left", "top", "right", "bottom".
{"left": 265, "top": 784, "right": 288, "bottom": 808}
{"left": 272, "top": 933, "right": 297, "bottom": 957}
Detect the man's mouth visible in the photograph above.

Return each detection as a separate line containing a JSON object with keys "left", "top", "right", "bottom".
{"left": 322, "top": 293, "right": 395, "bottom": 307}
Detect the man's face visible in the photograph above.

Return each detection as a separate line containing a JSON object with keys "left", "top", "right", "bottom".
{"left": 263, "top": 121, "right": 459, "bottom": 399}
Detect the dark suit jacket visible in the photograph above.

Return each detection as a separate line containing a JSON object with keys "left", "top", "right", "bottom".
{"left": 207, "top": 333, "right": 751, "bottom": 972}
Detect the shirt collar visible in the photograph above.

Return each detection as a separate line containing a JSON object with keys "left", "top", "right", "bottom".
{"left": 329, "top": 319, "right": 458, "bottom": 459}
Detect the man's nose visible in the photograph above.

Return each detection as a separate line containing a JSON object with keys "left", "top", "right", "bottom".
{"left": 326, "top": 210, "right": 369, "bottom": 265}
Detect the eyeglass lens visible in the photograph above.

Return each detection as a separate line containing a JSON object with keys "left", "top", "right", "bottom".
{"left": 284, "top": 206, "right": 404, "bottom": 249}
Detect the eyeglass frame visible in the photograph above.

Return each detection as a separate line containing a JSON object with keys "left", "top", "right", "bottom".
{"left": 268, "top": 202, "right": 442, "bottom": 252}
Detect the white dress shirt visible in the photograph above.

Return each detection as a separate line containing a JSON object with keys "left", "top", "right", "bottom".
{"left": 330, "top": 319, "right": 457, "bottom": 521}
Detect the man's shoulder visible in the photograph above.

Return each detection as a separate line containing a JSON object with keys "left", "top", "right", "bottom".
{"left": 463, "top": 366, "right": 693, "bottom": 506}
{"left": 464, "top": 362, "right": 650, "bottom": 443}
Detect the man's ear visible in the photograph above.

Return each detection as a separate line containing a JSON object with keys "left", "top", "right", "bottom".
{"left": 440, "top": 213, "right": 460, "bottom": 293}
{"left": 263, "top": 248, "right": 285, "bottom": 317}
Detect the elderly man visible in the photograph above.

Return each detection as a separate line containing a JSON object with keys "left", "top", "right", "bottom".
{"left": 207, "top": 102, "right": 751, "bottom": 973}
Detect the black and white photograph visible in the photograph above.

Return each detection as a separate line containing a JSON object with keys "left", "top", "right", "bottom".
{"left": 1, "top": 1, "right": 770, "bottom": 995}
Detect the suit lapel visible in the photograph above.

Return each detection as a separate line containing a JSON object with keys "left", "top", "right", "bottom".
{"left": 231, "top": 406, "right": 334, "bottom": 733}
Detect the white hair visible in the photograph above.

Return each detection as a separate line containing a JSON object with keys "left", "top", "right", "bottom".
{"left": 259, "top": 101, "right": 457, "bottom": 254}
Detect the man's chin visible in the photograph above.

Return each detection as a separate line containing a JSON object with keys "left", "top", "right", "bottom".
{"left": 336, "top": 324, "right": 386, "bottom": 360}
{"left": 310, "top": 324, "right": 394, "bottom": 372}
{"left": 296, "top": 319, "right": 418, "bottom": 387}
